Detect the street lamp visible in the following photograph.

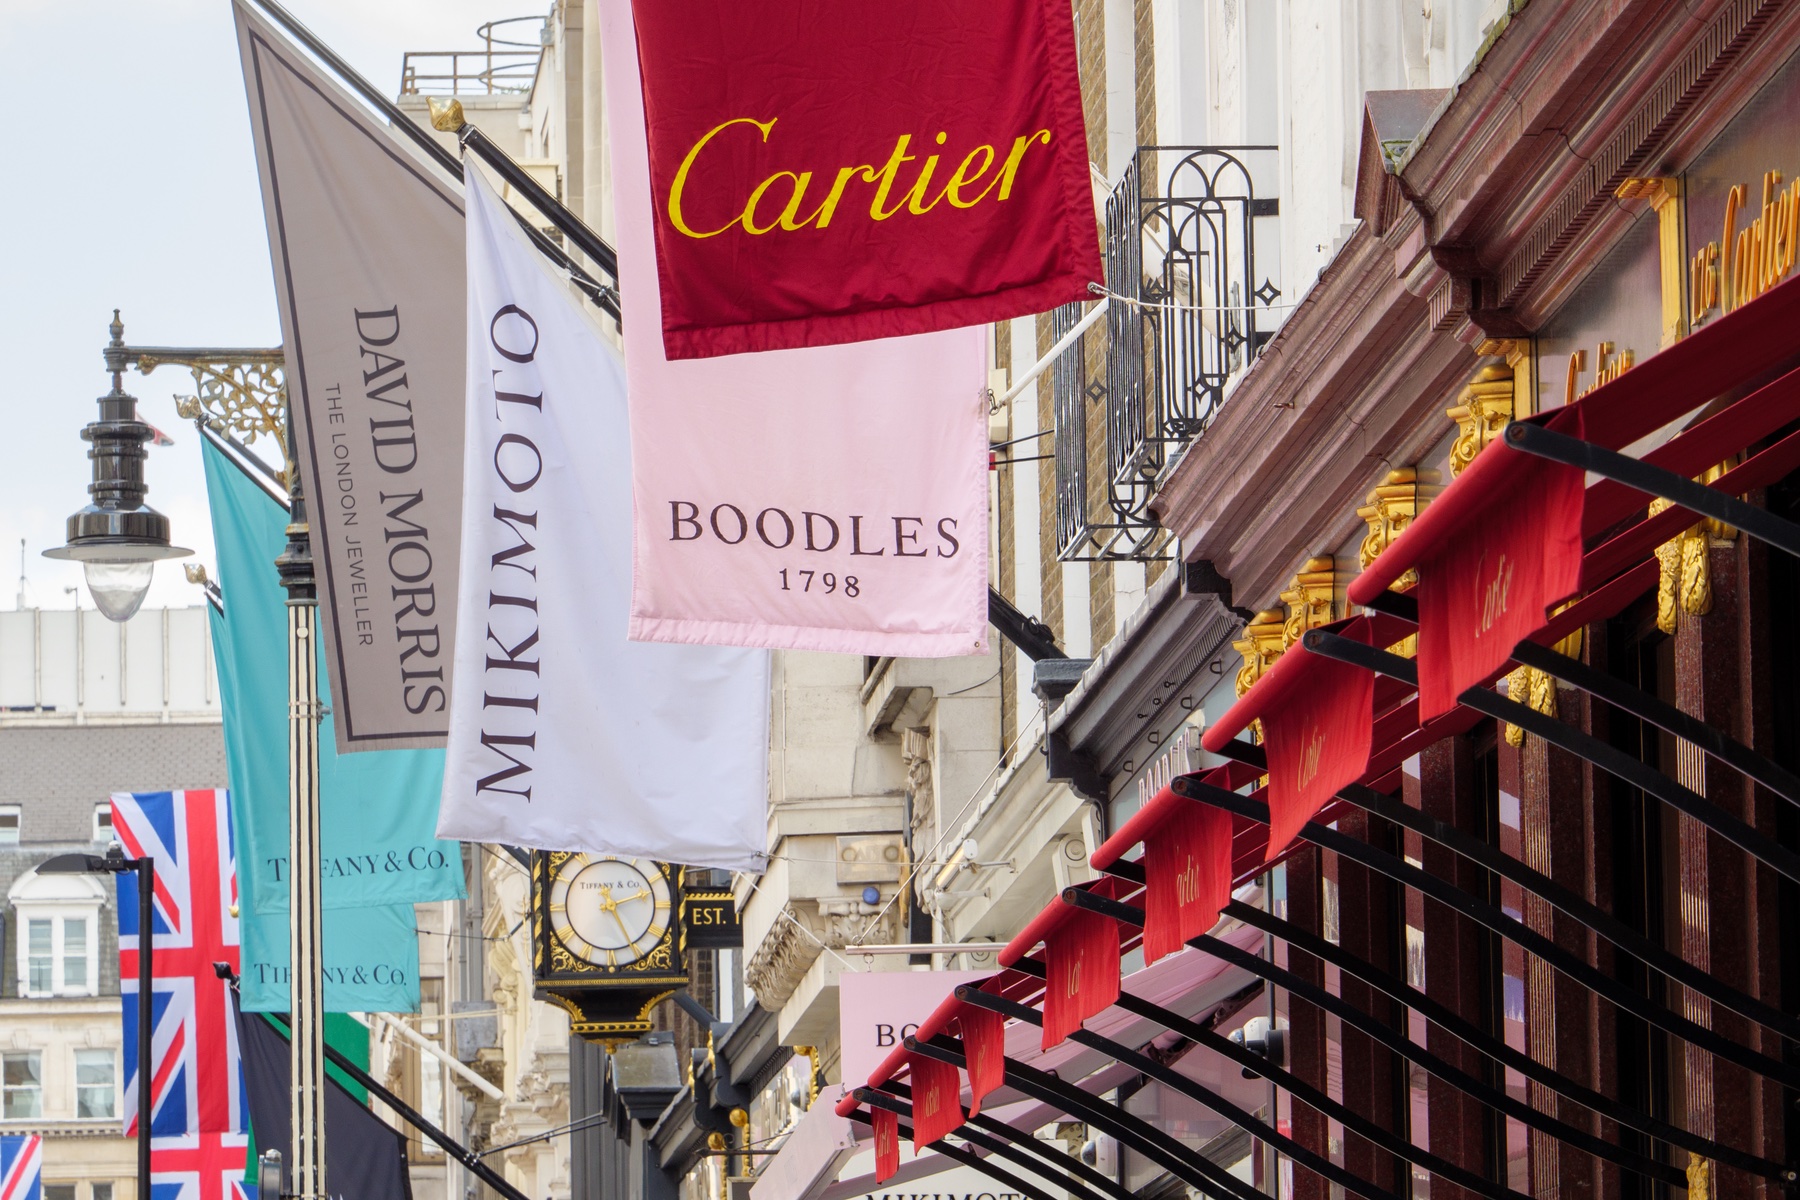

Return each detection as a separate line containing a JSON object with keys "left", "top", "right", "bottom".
{"left": 42, "top": 313, "right": 191, "bottom": 621}
{"left": 38, "top": 844, "right": 153, "bottom": 1200}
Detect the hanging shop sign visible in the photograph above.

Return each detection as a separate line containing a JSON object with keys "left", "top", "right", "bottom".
{"left": 681, "top": 888, "right": 743, "bottom": 950}
{"left": 234, "top": 0, "right": 463, "bottom": 753}
{"left": 626, "top": 0, "right": 1101, "bottom": 358}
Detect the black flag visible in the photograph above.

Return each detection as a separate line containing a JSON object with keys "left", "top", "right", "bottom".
{"left": 234, "top": 998, "right": 414, "bottom": 1200}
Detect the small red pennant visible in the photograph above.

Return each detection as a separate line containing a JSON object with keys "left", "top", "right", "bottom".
{"left": 959, "top": 1003, "right": 1007, "bottom": 1115}
{"left": 1041, "top": 907, "right": 1121, "bottom": 1049}
{"left": 873, "top": 1107, "right": 900, "bottom": 1182}
{"left": 907, "top": 1052, "right": 965, "bottom": 1148}
{"left": 1143, "top": 800, "right": 1231, "bottom": 962}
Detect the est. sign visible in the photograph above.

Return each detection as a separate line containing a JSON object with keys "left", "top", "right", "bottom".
{"left": 682, "top": 888, "right": 742, "bottom": 949}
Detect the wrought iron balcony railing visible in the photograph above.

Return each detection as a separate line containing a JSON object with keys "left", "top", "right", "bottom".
{"left": 1054, "top": 146, "right": 1281, "bottom": 561}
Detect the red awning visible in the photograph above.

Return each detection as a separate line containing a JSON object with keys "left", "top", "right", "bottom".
{"left": 1349, "top": 269, "right": 1800, "bottom": 718}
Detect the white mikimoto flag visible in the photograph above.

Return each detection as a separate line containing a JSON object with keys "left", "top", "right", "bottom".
{"left": 438, "top": 165, "right": 770, "bottom": 871}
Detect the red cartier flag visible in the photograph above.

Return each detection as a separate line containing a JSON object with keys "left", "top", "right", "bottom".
{"left": 907, "top": 1052, "right": 965, "bottom": 1149}
{"left": 1142, "top": 798, "right": 1232, "bottom": 963}
{"left": 873, "top": 1107, "right": 900, "bottom": 1182}
{"left": 958, "top": 1003, "right": 1007, "bottom": 1116}
{"left": 1041, "top": 907, "right": 1122, "bottom": 1050}
{"left": 627, "top": 0, "right": 1102, "bottom": 359}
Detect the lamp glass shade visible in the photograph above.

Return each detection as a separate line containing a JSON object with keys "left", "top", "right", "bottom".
{"left": 84, "top": 560, "right": 153, "bottom": 622}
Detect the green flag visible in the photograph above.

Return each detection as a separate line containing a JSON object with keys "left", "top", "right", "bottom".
{"left": 237, "top": 900, "right": 421, "bottom": 1013}
{"left": 201, "top": 437, "right": 465, "bottom": 915}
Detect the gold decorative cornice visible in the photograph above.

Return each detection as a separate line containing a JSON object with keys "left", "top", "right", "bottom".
{"left": 1446, "top": 363, "right": 1515, "bottom": 476}
{"left": 1280, "top": 556, "right": 1339, "bottom": 648}
{"left": 1233, "top": 609, "right": 1288, "bottom": 699}
{"left": 1356, "top": 468, "right": 1441, "bottom": 579}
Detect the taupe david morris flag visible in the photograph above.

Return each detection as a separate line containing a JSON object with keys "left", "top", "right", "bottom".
{"left": 235, "top": 0, "right": 463, "bottom": 752}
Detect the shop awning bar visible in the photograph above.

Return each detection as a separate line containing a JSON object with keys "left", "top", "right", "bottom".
{"left": 944, "top": 983, "right": 1408, "bottom": 1200}
{"left": 1096, "top": 855, "right": 1786, "bottom": 1180}
{"left": 862, "top": 1081, "right": 1130, "bottom": 1200}
{"left": 1304, "top": 629, "right": 1800, "bottom": 891}
{"left": 842, "top": 1107, "right": 1060, "bottom": 1200}
{"left": 901, "top": 1034, "right": 1262, "bottom": 1200}
{"left": 1166, "top": 773, "right": 1799, "bottom": 1085}
{"left": 1208, "top": 732, "right": 1800, "bottom": 1041}
{"left": 966, "top": 970, "right": 1529, "bottom": 1200}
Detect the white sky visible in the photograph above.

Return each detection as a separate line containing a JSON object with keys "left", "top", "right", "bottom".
{"left": 0, "top": 0, "right": 539, "bottom": 612}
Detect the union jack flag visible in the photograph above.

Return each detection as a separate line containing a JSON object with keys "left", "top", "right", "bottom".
{"left": 112, "top": 790, "right": 245, "bottom": 1139}
{"left": 148, "top": 1130, "right": 250, "bottom": 1200}
{"left": 0, "top": 1135, "right": 41, "bottom": 1200}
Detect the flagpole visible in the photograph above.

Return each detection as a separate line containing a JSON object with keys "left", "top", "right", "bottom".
{"left": 137, "top": 857, "right": 153, "bottom": 1200}
{"left": 275, "top": 410, "right": 327, "bottom": 1200}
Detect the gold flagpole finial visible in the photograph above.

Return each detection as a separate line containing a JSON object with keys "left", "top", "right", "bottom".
{"left": 427, "top": 97, "right": 466, "bottom": 133}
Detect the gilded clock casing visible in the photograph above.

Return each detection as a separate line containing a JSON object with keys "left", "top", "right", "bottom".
{"left": 531, "top": 852, "right": 688, "bottom": 1047}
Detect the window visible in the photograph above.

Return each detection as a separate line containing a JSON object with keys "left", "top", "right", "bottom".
{"left": 63, "top": 918, "right": 87, "bottom": 991}
{"left": 10, "top": 870, "right": 105, "bottom": 998}
{"left": 1, "top": 1052, "right": 41, "bottom": 1118}
{"left": 75, "top": 1049, "right": 115, "bottom": 1119}
{"left": 0, "top": 806, "right": 17, "bottom": 845}
{"left": 27, "top": 920, "right": 53, "bottom": 994}
{"left": 92, "top": 1186, "right": 113, "bottom": 1200}
{"left": 43, "top": 1186, "right": 73, "bottom": 1200}
{"left": 93, "top": 804, "right": 112, "bottom": 842}
{"left": 18, "top": 914, "right": 95, "bottom": 998}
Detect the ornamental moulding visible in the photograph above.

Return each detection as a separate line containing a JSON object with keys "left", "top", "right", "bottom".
{"left": 744, "top": 901, "right": 902, "bottom": 1009}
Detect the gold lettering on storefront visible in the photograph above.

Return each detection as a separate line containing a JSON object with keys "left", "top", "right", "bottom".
{"left": 666, "top": 118, "right": 1054, "bottom": 239}
{"left": 1690, "top": 171, "right": 1800, "bottom": 324}
{"left": 1563, "top": 341, "right": 1636, "bottom": 405}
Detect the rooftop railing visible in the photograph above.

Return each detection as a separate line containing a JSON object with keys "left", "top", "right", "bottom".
{"left": 399, "top": 15, "right": 546, "bottom": 96}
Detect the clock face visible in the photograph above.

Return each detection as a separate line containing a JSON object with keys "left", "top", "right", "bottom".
{"left": 547, "top": 855, "right": 673, "bottom": 967}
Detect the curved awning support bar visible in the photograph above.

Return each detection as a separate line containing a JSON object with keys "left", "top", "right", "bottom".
{"left": 1306, "top": 629, "right": 1800, "bottom": 888}
{"left": 1175, "top": 764, "right": 1800, "bottom": 1087}
{"left": 862, "top": 1081, "right": 1133, "bottom": 1200}
{"left": 842, "top": 1106, "right": 1061, "bottom": 1200}
{"left": 1058, "top": 887, "right": 1685, "bottom": 1189}
{"left": 1512, "top": 636, "right": 1800, "bottom": 805}
{"left": 1213, "top": 732, "right": 1800, "bottom": 1044}
{"left": 1098, "top": 856, "right": 1785, "bottom": 1181}
{"left": 1504, "top": 421, "right": 1800, "bottom": 559}
{"left": 958, "top": 974, "right": 1527, "bottom": 1200}
{"left": 904, "top": 1034, "right": 1263, "bottom": 1200}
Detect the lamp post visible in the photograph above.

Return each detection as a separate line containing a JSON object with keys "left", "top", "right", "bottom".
{"left": 49, "top": 314, "right": 329, "bottom": 1200}
{"left": 39, "top": 845, "right": 152, "bottom": 1200}
{"left": 42, "top": 313, "right": 191, "bottom": 620}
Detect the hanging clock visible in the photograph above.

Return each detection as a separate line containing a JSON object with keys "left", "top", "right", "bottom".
{"left": 532, "top": 852, "right": 688, "bottom": 1048}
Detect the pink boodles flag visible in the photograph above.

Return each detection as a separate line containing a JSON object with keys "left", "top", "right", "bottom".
{"left": 598, "top": 0, "right": 991, "bottom": 657}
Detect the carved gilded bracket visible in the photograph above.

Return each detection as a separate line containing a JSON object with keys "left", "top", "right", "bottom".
{"left": 1446, "top": 363, "right": 1516, "bottom": 476}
